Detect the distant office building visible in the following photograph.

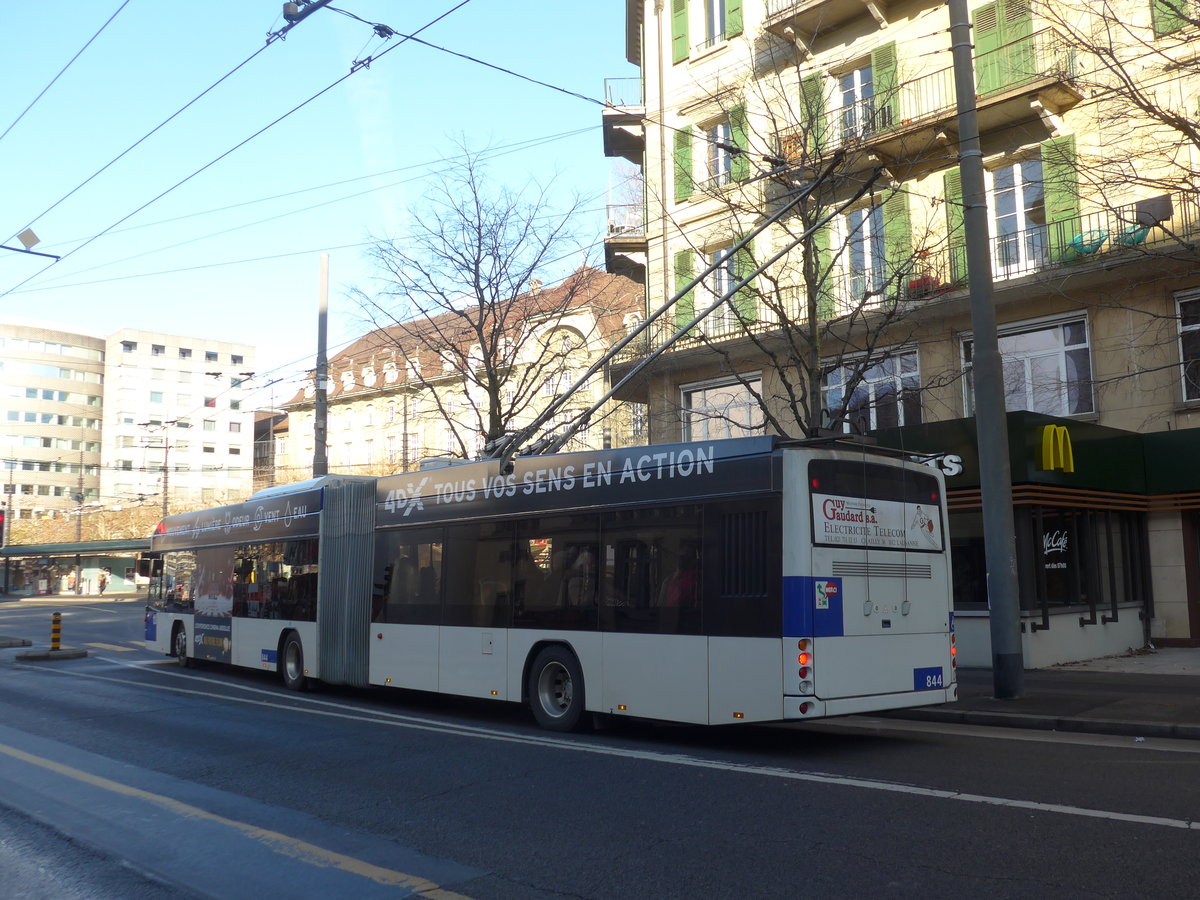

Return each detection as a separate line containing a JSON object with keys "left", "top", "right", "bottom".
{"left": 0, "top": 321, "right": 105, "bottom": 524}
{"left": 0, "top": 321, "right": 257, "bottom": 537}
{"left": 101, "top": 329, "right": 256, "bottom": 512}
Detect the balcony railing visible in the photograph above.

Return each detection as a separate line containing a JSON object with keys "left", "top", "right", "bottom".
{"left": 776, "top": 29, "right": 1077, "bottom": 164}
{"left": 606, "top": 204, "right": 645, "bottom": 237}
{"left": 616, "top": 189, "right": 1200, "bottom": 363}
{"left": 604, "top": 77, "right": 643, "bottom": 108}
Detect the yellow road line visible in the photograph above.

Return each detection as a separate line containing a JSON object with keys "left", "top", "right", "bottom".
{"left": 0, "top": 742, "right": 472, "bottom": 897}
{"left": 85, "top": 643, "right": 138, "bottom": 652}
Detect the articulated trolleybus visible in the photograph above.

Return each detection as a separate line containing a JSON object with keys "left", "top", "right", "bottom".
{"left": 144, "top": 436, "right": 957, "bottom": 730}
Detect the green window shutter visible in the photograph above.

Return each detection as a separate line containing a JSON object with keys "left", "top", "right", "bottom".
{"left": 975, "top": 0, "right": 1034, "bottom": 97}
{"left": 882, "top": 191, "right": 912, "bottom": 282}
{"left": 671, "top": 0, "right": 690, "bottom": 63}
{"left": 729, "top": 104, "right": 749, "bottom": 182}
{"left": 1042, "top": 135, "right": 1080, "bottom": 261}
{"left": 1152, "top": 0, "right": 1188, "bottom": 36}
{"left": 674, "top": 127, "right": 694, "bottom": 203}
{"left": 812, "top": 226, "right": 835, "bottom": 320}
{"left": 726, "top": 0, "right": 744, "bottom": 38}
{"left": 944, "top": 168, "right": 967, "bottom": 285}
{"left": 1003, "top": 0, "right": 1035, "bottom": 87}
{"left": 733, "top": 237, "right": 757, "bottom": 321}
{"left": 800, "top": 74, "right": 828, "bottom": 157}
{"left": 871, "top": 43, "right": 899, "bottom": 132}
{"left": 675, "top": 249, "right": 696, "bottom": 327}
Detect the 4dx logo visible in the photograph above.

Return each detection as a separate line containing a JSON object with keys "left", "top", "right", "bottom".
{"left": 383, "top": 477, "right": 429, "bottom": 517}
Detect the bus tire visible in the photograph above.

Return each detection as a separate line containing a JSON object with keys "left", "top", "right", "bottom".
{"left": 528, "top": 646, "right": 586, "bottom": 732}
{"left": 281, "top": 632, "right": 308, "bottom": 692}
{"left": 173, "top": 624, "right": 191, "bottom": 668}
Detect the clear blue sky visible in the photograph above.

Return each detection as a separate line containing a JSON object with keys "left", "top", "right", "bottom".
{"left": 0, "top": 1, "right": 637, "bottom": 408}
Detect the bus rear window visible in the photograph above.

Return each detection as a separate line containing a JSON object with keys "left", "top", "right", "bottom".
{"left": 808, "top": 459, "right": 940, "bottom": 506}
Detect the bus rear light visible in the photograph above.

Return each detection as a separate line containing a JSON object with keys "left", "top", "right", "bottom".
{"left": 733, "top": 712, "right": 744, "bottom": 719}
{"left": 799, "top": 702, "right": 812, "bottom": 714}
{"left": 798, "top": 652, "right": 811, "bottom": 665}
{"left": 799, "top": 680, "right": 813, "bottom": 694}
{"left": 798, "top": 666, "right": 810, "bottom": 679}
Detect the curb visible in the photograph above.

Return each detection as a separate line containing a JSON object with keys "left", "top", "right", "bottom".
{"left": 883, "top": 706, "right": 1200, "bottom": 741}
{"left": 0, "top": 636, "right": 32, "bottom": 649}
{"left": 14, "top": 648, "right": 89, "bottom": 661}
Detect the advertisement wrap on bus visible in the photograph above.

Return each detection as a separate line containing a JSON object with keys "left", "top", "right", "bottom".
{"left": 144, "top": 436, "right": 957, "bottom": 731}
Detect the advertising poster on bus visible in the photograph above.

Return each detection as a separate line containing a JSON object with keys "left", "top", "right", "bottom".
{"left": 811, "top": 492, "right": 944, "bottom": 552}
{"left": 192, "top": 546, "right": 234, "bottom": 663}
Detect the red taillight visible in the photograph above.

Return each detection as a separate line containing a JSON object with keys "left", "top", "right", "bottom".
{"left": 798, "top": 652, "right": 811, "bottom": 665}
{"left": 798, "top": 666, "right": 810, "bottom": 678}
{"left": 799, "top": 702, "right": 811, "bottom": 714}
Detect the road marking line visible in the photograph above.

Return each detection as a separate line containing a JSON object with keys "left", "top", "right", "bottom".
{"left": 0, "top": 741, "right": 472, "bottom": 898}
{"left": 26, "top": 660, "right": 1200, "bottom": 832}
{"left": 84, "top": 643, "right": 137, "bottom": 652}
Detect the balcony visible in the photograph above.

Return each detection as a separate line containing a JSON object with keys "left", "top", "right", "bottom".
{"left": 602, "top": 77, "right": 645, "bottom": 164}
{"left": 604, "top": 203, "right": 647, "bottom": 283}
{"left": 614, "top": 188, "right": 1200, "bottom": 363}
{"left": 764, "top": 0, "right": 890, "bottom": 50}
{"left": 775, "top": 29, "right": 1082, "bottom": 175}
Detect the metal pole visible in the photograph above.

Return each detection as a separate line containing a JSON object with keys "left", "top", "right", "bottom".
{"left": 947, "top": 0, "right": 1024, "bottom": 697}
{"left": 313, "top": 253, "right": 330, "bottom": 478}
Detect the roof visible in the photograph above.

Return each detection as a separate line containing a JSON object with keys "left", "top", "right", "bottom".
{"left": 282, "top": 267, "right": 644, "bottom": 408}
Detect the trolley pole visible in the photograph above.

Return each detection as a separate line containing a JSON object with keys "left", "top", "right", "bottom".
{"left": 313, "top": 253, "right": 330, "bottom": 478}
{"left": 948, "top": 0, "right": 1023, "bottom": 697}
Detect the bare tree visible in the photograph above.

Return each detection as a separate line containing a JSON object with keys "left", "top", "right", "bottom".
{"left": 351, "top": 149, "right": 642, "bottom": 458}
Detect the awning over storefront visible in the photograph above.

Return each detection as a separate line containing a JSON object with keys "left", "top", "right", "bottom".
{"left": 0, "top": 538, "right": 151, "bottom": 559}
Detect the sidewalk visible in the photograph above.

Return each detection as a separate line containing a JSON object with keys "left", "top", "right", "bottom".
{"left": 891, "top": 647, "right": 1200, "bottom": 740}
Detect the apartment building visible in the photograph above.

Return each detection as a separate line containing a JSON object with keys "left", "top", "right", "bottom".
{"left": 603, "top": 0, "right": 1200, "bottom": 664}
{"left": 278, "top": 268, "right": 646, "bottom": 479}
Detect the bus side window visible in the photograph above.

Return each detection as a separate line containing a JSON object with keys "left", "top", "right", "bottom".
{"left": 375, "top": 530, "right": 442, "bottom": 625}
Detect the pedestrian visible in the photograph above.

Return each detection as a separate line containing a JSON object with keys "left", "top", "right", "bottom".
{"left": 98, "top": 568, "right": 110, "bottom": 596}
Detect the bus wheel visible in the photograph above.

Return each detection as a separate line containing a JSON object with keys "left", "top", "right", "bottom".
{"left": 281, "top": 633, "right": 308, "bottom": 692}
{"left": 528, "top": 646, "right": 586, "bottom": 732}
{"left": 173, "top": 625, "right": 191, "bottom": 668}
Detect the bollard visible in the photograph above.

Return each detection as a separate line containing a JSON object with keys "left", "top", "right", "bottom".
{"left": 50, "top": 611, "right": 61, "bottom": 651}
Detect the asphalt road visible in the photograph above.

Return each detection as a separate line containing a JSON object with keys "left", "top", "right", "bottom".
{"left": 2, "top": 598, "right": 1199, "bottom": 899}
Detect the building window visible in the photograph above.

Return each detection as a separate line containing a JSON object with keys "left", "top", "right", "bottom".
{"left": 229, "top": 421, "right": 241, "bottom": 433}
{"left": 204, "top": 397, "right": 216, "bottom": 408}
{"left": 230, "top": 400, "right": 241, "bottom": 411}
{"left": 703, "top": 0, "right": 726, "bottom": 47}
{"left": 151, "top": 344, "right": 165, "bottom": 356}
{"left": 203, "top": 444, "right": 216, "bottom": 454}
{"left": 150, "top": 391, "right": 163, "bottom": 403}
{"left": 702, "top": 247, "right": 737, "bottom": 332}
{"left": 681, "top": 375, "right": 764, "bottom": 441}
{"left": 203, "top": 419, "right": 216, "bottom": 432}
{"left": 844, "top": 204, "right": 886, "bottom": 301}
{"left": 121, "top": 341, "right": 136, "bottom": 353}
{"left": 990, "top": 158, "right": 1047, "bottom": 276}
{"left": 205, "top": 351, "right": 218, "bottom": 362}
{"left": 822, "top": 349, "right": 922, "bottom": 433}
{"left": 231, "top": 354, "right": 243, "bottom": 365}
{"left": 839, "top": 65, "right": 875, "bottom": 143}
{"left": 704, "top": 120, "right": 732, "bottom": 190}
{"left": 963, "top": 318, "right": 1094, "bottom": 416}
{"left": 179, "top": 347, "right": 192, "bottom": 359}
{"left": 229, "top": 446, "right": 241, "bottom": 455}
{"left": 1179, "top": 290, "right": 1200, "bottom": 401}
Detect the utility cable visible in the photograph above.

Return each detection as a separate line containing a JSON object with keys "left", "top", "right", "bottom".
{"left": 0, "top": 0, "right": 477, "bottom": 301}
{"left": 0, "top": 0, "right": 133, "bottom": 149}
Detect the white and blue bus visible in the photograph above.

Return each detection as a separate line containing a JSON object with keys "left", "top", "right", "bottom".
{"left": 144, "top": 436, "right": 957, "bottom": 730}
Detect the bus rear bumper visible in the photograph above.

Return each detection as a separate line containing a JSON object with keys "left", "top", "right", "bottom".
{"left": 785, "top": 684, "right": 957, "bottom": 719}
